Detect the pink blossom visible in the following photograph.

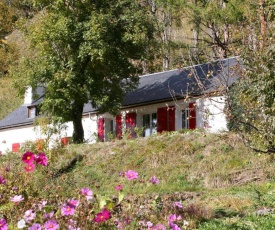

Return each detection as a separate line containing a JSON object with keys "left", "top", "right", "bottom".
{"left": 81, "top": 187, "right": 93, "bottom": 200}
{"left": 24, "top": 163, "right": 35, "bottom": 172}
{"left": 35, "top": 153, "right": 48, "bottom": 166}
{"left": 44, "top": 219, "right": 59, "bottom": 230}
{"left": 61, "top": 205, "right": 75, "bottom": 216}
{"left": 24, "top": 210, "right": 36, "bottom": 222}
{"left": 22, "top": 151, "right": 35, "bottom": 164}
{"left": 38, "top": 200, "right": 47, "bottom": 211}
{"left": 93, "top": 209, "right": 111, "bottom": 223}
{"left": 125, "top": 170, "right": 138, "bottom": 180}
{"left": 43, "top": 211, "right": 54, "bottom": 220}
{"left": 173, "top": 202, "right": 183, "bottom": 209}
{"left": 67, "top": 219, "right": 80, "bottom": 230}
{"left": 0, "top": 176, "right": 6, "bottom": 185}
{"left": 169, "top": 223, "right": 181, "bottom": 230}
{"left": 115, "top": 184, "right": 123, "bottom": 191}
{"left": 0, "top": 218, "right": 8, "bottom": 230}
{"left": 153, "top": 223, "right": 166, "bottom": 230}
{"left": 168, "top": 214, "right": 181, "bottom": 223}
{"left": 67, "top": 199, "right": 79, "bottom": 208}
{"left": 28, "top": 223, "right": 42, "bottom": 230}
{"left": 149, "top": 176, "right": 159, "bottom": 184}
{"left": 10, "top": 195, "right": 24, "bottom": 203}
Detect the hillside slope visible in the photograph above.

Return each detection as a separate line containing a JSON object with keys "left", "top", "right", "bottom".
{"left": 1, "top": 131, "right": 275, "bottom": 229}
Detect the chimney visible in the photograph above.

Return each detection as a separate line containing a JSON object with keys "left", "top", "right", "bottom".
{"left": 24, "top": 87, "right": 33, "bottom": 104}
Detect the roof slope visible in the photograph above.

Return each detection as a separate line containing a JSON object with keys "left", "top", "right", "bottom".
{"left": 0, "top": 57, "right": 240, "bottom": 129}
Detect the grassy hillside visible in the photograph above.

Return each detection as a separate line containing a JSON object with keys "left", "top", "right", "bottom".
{"left": 1, "top": 131, "right": 275, "bottom": 229}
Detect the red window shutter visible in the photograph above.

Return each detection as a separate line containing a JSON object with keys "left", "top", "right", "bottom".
{"left": 12, "top": 143, "right": 20, "bottom": 153}
{"left": 61, "top": 137, "right": 69, "bottom": 146}
{"left": 116, "top": 115, "right": 122, "bottom": 139}
{"left": 157, "top": 107, "right": 167, "bottom": 133}
{"left": 157, "top": 106, "right": 175, "bottom": 132}
{"left": 97, "top": 118, "right": 105, "bottom": 142}
{"left": 126, "top": 112, "right": 137, "bottom": 138}
{"left": 189, "top": 102, "right": 196, "bottom": 129}
{"left": 168, "top": 106, "right": 175, "bottom": 131}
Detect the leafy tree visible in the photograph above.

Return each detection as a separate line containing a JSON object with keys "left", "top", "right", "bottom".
{"left": 12, "top": 0, "right": 155, "bottom": 143}
{"left": 227, "top": 0, "right": 275, "bottom": 153}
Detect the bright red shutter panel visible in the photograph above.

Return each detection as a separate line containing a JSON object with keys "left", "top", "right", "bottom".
{"left": 97, "top": 118, "right": 105, "bottom": 142}
{"left": 61, "top": 137, "right": 69, "bottom": 146}
{"left": 157, "top": 107, "right": 167, "bottom": 133}
{"left": 189, "top": 102, "right": 196, "bottom": 129}
{"left": 168, "top": 106, "right": 175, "bottom": 131}
{"left": 116, "top": 115, "right": 122, "bottom": 139}
{"left": 126, "top": 112, "right": 137, "bottom": 138}
{"left": 12, "top": 143, "right": 20, "bottom": 152}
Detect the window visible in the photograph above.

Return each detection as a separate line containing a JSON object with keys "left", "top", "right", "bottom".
{"left": 143, "top": 113, "right": 157, "bottom": 137}
{"left": 28, "top": 106, "right": 38, "bottom": 118}
{"left": 182, "top": 102, "right": 196, "bottom": 130}
{"left": 182, "top": 109, "right": 190, "bottom": 129}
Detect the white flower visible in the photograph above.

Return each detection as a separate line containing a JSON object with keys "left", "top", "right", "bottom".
{"left": 17, "top": 219, "right": 26, "bottom": 229}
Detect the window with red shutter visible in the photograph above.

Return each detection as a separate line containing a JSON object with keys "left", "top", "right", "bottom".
{"left": 116, "top": 115, "right": 122, "bottom": 139}
{"left": 189, "top": 102, "right": 196, "bottom": 129}
{"left": 97, "top": 118, "right": 105, "bottom": 142}
{"left": 157, "top": 106, "right": 175, "bottom": 133}
{"left": 12, "top": 143, "right": 20, "bottom": 153}
{"left": 126, "top": 112, "right": 137, "bottom": 138}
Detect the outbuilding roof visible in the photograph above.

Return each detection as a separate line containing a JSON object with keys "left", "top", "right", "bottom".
{"left": 0, "top": 57, "right": 240, "bottom": 130}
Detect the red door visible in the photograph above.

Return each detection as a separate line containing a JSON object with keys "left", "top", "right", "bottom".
{"left": 126, "top": 112, "right": 137, "bottom": 138}
{"left": 116, "top": 115, "right": 122, "bottom": 139}
{"left": 97, "top": 118, "right": 105, "bottom": 142}
{"left": 189, "top": 102, "right": 196, "bottom": 129}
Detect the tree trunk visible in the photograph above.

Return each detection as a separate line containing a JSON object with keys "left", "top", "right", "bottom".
{"left": 72, "top": 102, "right": 84, "bottom": 143}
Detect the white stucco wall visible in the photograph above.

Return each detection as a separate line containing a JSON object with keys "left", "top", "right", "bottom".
{"left": 0, "top": 96, "right": 228, "bottom": 153}
{"left": 195, "top": 96, "right": 228, "bottom": 132}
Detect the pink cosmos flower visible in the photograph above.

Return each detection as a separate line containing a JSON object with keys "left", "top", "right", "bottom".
{"left": 35, "top": 153, "right": 48, "bottom": 166}
{"left": 24, "top": 209, "right": 36, "bottom": 222}
{"left": 43, "top": 211, "right": 54, "bottom": 220}
{"left": 0, "top": 218, "right": 8, "bottom": 230}
{"left": 38, "top": 200, "right": 47, "bottom": 211}
{"left": 168, "top": 214, "right": 181, "bottom": 223}
{"left": 0, "top": 176, "right": 6, "bottom": 185}
{"left": 28, "top": 223, "right": 42, "bottom": 230}
{"left": 125, "top": 170, "right": 138, "bottom": 180}
{"left": 169, "top": 223, "right": 181, "bottom": 230}
{"left": 24, "top": 163, "right": 36, "bottom": 172}
{"left": 115, "top": 184, "right": 123, "bottom": 191}
{"left": 67, "top": 219, "right": 80, "bottom": 230}
{"left": 81, "top": 187, "right": 93, "bottom": 200}
{"left": 44, "top": 219, "right": 59, "bottom": 230}
{"left": 10, "top": 195, "right": 24, "bottom": 203}
{"left": 22, "top": 151, "right": 35, "bottom": 164}
{"left": 61, "top": 205, "right": 76, "bottom": 216}
{"left": 93, "top": 209, "right": 111, "bottom": 223}
{"left": 67, "top": 199, "right": 79, "bottom": 208}
{"left": 173, "top": 201, "right": 183, "bottom": 209}
{"left": 150, "top": 176, "right": 159, "bottom": 184}
{"left": 153, "top": 223, "right": 166, "bottom": 230}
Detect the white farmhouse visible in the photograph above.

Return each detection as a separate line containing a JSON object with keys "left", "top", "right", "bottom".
{"left": 0, "top": 57, "right": 240, "bottom": 153}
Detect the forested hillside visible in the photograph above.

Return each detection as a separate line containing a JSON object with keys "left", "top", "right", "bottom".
{"left": 0, "top": 0, "right": 274, "bottom": 150}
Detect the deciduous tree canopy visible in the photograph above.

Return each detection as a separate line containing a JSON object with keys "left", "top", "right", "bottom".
{"left": 12, "top": 0, "right": 155, "bottom": 143}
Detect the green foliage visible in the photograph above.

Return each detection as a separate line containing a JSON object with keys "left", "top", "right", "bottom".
{"left": 227, "top": 15, "right": 275, "bottom": 153}
{"left": 11, "top": 0, "right": 155, "bottom": 143}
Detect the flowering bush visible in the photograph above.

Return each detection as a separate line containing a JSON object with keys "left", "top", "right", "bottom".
{"left": 0, "top": 151, "right": 193, "bottom": 230}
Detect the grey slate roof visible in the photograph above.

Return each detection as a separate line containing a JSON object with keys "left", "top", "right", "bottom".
{"left": 0, "top": 57, "right": 240, "bottom": 129}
